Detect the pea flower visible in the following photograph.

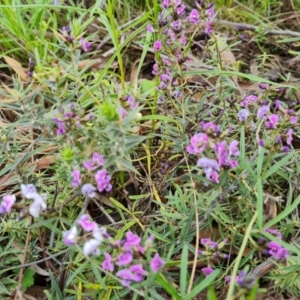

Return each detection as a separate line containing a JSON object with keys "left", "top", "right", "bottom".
{"left": 77, "top": 214, "right": 96, "bottom": 232}
{"left": 266, "top": 114, "right": 279, "bottom": 128}
{"left": 83, "top": 152, "right": 105, "bottom": 170}
{"left": 81, "top": 183, "right": 97, "bottom": 198}
{"left": 201, "top": 266, "right": 214, "bottom": 277}
{"left": 63, "top": 226, "right": 78, "bottom": 246}
{"left": 186, "top": 133, "right": 209, "bottom": 154}
{"left": 79, "top": 37, "right": 91, "bottom": 52}
{"left": 0, "top": 195, "right": 16, "bottom": 214}
{"left": 153, "top": 40, "right": 162, "bottom": 52}
{"left": 102, "top": 253, "right": 114, "bottom": 272}
{"left": 150, "top": 253, "right": 165, "bottom": 273}
{"left": 71, "top": 170, "right": 81, "bottom": 187}
{"left": 267, "top": 241, "right": 288, "bottom": 260}
{"left": 83, "top": 239, "right": 101, "bottom": 256}
{"left": 95, "top": 169, "right": 112, "bottom": 192}
{"left": 237, "top": 109, "right": 249, "bottom": 121}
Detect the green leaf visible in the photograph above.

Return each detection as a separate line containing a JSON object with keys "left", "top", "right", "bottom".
{"left": 140, "top": 79, "right": 156, "bottom": 97}
{"left": 180, "top": 244, "right": 188, "bottom": 296}
{"left": 186, "top": 270, "right": 220, "bottom": 299}
{"left": 21, "top": 268, "right": 35, "bottom": 291}
{"left": 207, "top": 285, "right": 218, "bottom": 300}
{"left": 155, "top": 273, "right": 181, "bottom": 300}
{"left": 262, "top": 152, "right": 293, "bottom": 181}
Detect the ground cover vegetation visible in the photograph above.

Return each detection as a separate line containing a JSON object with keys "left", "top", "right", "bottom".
{"left": 1, "top": 0, "right": 300, "bottom": 299}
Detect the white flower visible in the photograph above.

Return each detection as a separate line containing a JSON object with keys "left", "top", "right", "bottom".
{"left": 21, "top": 184, "right": 37, "bottom": 198}
{"left": 83, "top": 239, "right": 101, "bottom": 256}
{"left": 92, "top": 226, "right": 106, "bottom": 242}
{"left": 29, "top": 193, "right": 47, "bottom": 218}
{"left": 63, "top": 226, "right": 78, "bottom": 245}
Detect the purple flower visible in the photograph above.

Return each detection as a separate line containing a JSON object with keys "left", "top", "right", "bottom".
{"left": 81, "top": 183, "right": 97, "bottom": 198}
{"left": 258, "top": 83, "right": 269, "bottom": 90}
{"left": 265, "top": 228, "right": 282, "bottom": 240}
{"left": 124, "top": 231, "right": 141, "bottom": 248}
{"left": 229, "top": 140, "right": 240, "bottom": 156}
{"left": 206, "top": 3, "right": 215, "bottom": 20}
{"left": 53, "top": 118, "right": 66, "bottom": 135}
{"left": 187, "top": 9, "right": 200, "bottom": 25}
{"left": 79, "top": 37, "right": 91, "bottom": 52}
{"left": 116, "top": 269, "right": 134, "bottom": 286}
{"left": 71, "top": 170, "right": 81, "bottom": 187}
{"left": 266, "top": 114, "right": 279, "bottom": 128}
{"left": 240, "top": 95, "right": 258, "bottom": 107}
{"left": 119, "top": 107, "right": 128, "bottom": 119}
{"left": 201, "top": 238, "right": 218, "bottom": 250}
{"left": 205, "top": 21, "right": 212, "bottom": 34}
{"left": 63, "top": 226, "right": 78, "bottom": 246}
{"left": 290, "top": 116, "right": 297, "bottom": 124}
{"left": 116, "top": 252, "right": 133, "bottom": 266}
{"left": 286, "top": 129, "right": 293, "bottom": 146}
{"left": 257, "top": 106, "right": 269, "bottom": 119}
{"left": 150, "top": 253, "right": 165, "bottom": 273}
{"left": 77, "top": 214, "right": 96, "bottom": 232}
{"left": 153, "top": 40, "right": 162, "bottom": 52}
{"left": 237, "top": 109, "right": 249, "bottom": 121}
{"left": 102, "top": 253, "right": 114, "bottom": 272}
{"left": 267, "top": 241, "right": 288, "bottom": 260}
{"left": 162, "top": 0, "right": 171, "bottom": 8}
{"left": 125, "top": 96, "right": 138, "bottom": 109}
{"left": 201, "top": 266, "right": 214, "bottom": 277}
{"left": 147, "top": 24, "right": 154, "bottom": 33}
{"left": 201, "top": 121, "right": 220, "bottom": 135}
{"left": 0, "top": 195, "right": 16, "bottom": 214}
{"left": 186, "top": 133, "right": 209, "bottom": 154}
{"left": 177, "top": 4, "right": 185, "bottom": 15}
{"left": 83, "top": 152, "right": 105, "bottom": 170}
{"left": 83, "top": 239, "right": 101, "bottom": 256}
{"left": 197, "top": 157, "right": 220, "bottom": 183}
{"left": 236, "top": 271, "right": 255, "bottom": 289}
{"left": 130, "top": 264, "right": 148, "bottom": 282}
{"left": 258, "top": 139, "right": 265, "bottom": 147}
{"left": 95, "top": 169, "right": 112, "bottom": 192}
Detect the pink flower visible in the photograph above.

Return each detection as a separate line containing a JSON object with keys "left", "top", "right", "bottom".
{"left": 130, "top": 264, "right": 148, "bottom": 282}
{"left": 124, "top": 231, "right": 141, "bottom": 248}
{"left": 116, "top": 269, "right": 134, "bottom": 286}
{"left": 188, "top": 9, "right": 199, "bottom": 24}
{"left": 79, "top": 37, "right": 91, "bottom": 52}
{"left": 83, "top": 152, "right": 105, "bottom": 170}
{"left": 186, "top": 133, "right": 209, "bottom": 154}
{"left": 286, "top": 129, "right": 293, "bottom": 146}
{"left": 0, "top": 195, "right": 16, "bottom": 213}
{"left": 77, "top": 214, "right": 96, "bottom": 232}
{"left": 71, "top": 170, "right": 81, "bottom": 187}
{"left": 102, "top": 253, "right": 114, "bottom": 272}
{"left": 147, "top": 24, "right": 154, "bottom": 33}
{"left": 150, "top": 253, "right": 164, "bottom": 273}
{"left": 290, "top": 116, "right": 297, "bottom": 124}
{"left": 95, "top": 169, "right": 112, "bottom": 192}
{"left": 116, "top": 252, "right": 133, "bottom": 266}
{"left": 266, "top": 114, "right": 279, "bottom": 128}
{"left": 153, "top": 40, "right": 162, "bottom": 52}
{"left": 240, "top": 95, "right": 258, "bottom": 107}
{"left": 201, "top": 266, "right": 214, "bottom": 277}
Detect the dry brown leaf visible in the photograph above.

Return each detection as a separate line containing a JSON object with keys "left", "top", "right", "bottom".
{"left": 3, "top": 55, "right": 28, "bottom": 81}
{"left": 78, "top": 58, "right": 117, "bottom": 71}
{"left": 220, "top": 49, "right": 236, "bottom": 67}
{"left": 94, "top": 193, "right": 114, "bottom": 208}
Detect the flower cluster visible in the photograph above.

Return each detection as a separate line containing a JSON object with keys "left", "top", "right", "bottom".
{"left": 186, "top": 121, "right": 239, "bottom": 183}
{"left": 237, "top": 90, "right": 297, "bottom": 151}
{"left": 63, "top": 214, "right": 107, "bottom": 255}
{"left": 226, "top": 270, "right": 255, "bottom": 290}
{"left": 149, "top": 0, "right": 215, "bottom": 104}
{"left": 63, "top": 219, "right": 165, "bottom": 287}
{"left": 199, "top": 238, "right": 229, "bottom": 278}
{"left": 0, "top": 184, "right": 47, "bottom": 218}
{"left": 71, "top": 152, "right": 112, "bottom": 196}
{"left": 53, "top": 102, "right": 82, "bottom": 135}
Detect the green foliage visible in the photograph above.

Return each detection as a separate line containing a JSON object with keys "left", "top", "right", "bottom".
{"left": 21, "top": 268, "right": 35, "bottom": 291}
